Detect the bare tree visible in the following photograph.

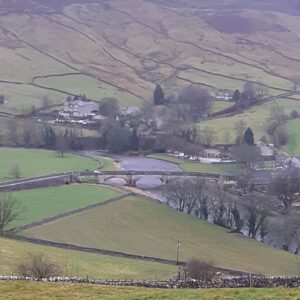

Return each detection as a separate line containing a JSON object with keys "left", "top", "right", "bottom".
{"left": 163, "top": 178, "right": 207, "bottom": 214}
{"left": 186, "top": 258, "right": 216, "bottom": 281}
{"left": 201, "top": 126, "right": 215, "bottom": 147}
{"left": 22, "top": 122, "right": 37, "bottom": 147}
{"left": 234, "top": 119, "right": 247, "bottom": 144}
{"left": 56, "top": 132, "right": 69, "bottom": 157}
{"left": 10, "top": 164, "right": 21, "bottom": 179}
{"left": 176, "top": 86, "right": 213, "bottom": 121}
{"left": 6, "top": 118, "right": 20, "bottom": 146}
{"left": 16, "top": 252, "right": 61, "bottom": 278}
{"left": 0, "top": 193, "right": 21, "bottom": 235}
{"left": 245, "top": 202, "right": 269, "bottom": 240}
{"left": 268, "top": 167, "right": 300, "bottom": 212}
{"left": 269, "top": 105, "right": 287, "bottom": 125}
{"left": 223, "top": 131, "right": 231, "bottom": 144}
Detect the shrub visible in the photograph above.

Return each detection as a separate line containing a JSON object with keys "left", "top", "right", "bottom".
{"left": 272, "top": 126, "right": 289, "bottom": 147}
{"left": 186, "top": 258, "right": 216, "bottom": 281}
{"left": 266, "top": 120, "right": 279, "bottom": 135}
{"left": 290, "top": 110, "right": 299, "bottom": 120}
{"left": 16, "top": 253, "right": 61, "bottom": 279}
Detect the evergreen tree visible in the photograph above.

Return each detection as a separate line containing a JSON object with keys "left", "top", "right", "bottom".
{"left": 243, "top": 127, "right": 254, "bottom": 145}
{"left": 153, "top": 85, "right": 165, "bottom": 105}
{"left": 131, "top": 128, "right": 139, "bottom": 151}
{"left": 232, "top": 89, "right": 241, "bottom": 102}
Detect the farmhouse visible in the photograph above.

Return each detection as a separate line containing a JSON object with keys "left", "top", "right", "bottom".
{"left": 202, "top": 148, "right": 221, "bottom": 158}
{"left": 216, "top": 89, "right": 234, "bottom": 101}
{"left": 119, "top": 106, "right": 140, "bottom": 117}
{"left": 257, "top": 142, "right": 274, "bottom": 158}
{"left": 63, "top": 96, "right": 98, "bottom": 117}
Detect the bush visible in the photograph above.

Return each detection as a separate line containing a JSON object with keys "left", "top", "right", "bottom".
{"left": 272, "top": 126, "right": 289, "bottom": 147}
{"left": 16, "top": 253, "right": 61, "bottom": 279}
{"left": 290, "top": 110, "right": 299, "bottom": 120}
{"left": 266, "top": 120, "right": 279, "bottom": 135}
{"left": 186, "top": 258, "right": 216, "bottom": 281}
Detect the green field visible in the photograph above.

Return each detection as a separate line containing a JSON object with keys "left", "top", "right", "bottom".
{"left": 148, "top": 154, "right": 242, "bottom": 174}
{"left": 284, "top": 119, "right": 300, "bottom": 155}
{"left": 22, "top": 196, "right": 300, "bottom": 276}
{"left": 0, "top": 148, "right": 99, "bottom": 181}
{"left": 1, "top": 282, "right": 300, "bottom": 300}
{"left": 0, "top": 237, "right": 175, "bottom": 280}
{"left": 201, "top": 99, "right": 300, "bottom": 145}
{"left": 11, "top": 185, "right": 123, "bottom": 227}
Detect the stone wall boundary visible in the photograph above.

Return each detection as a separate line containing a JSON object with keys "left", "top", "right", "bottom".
{"left": 1, "top": 275, "right": 300, "bottom": 289}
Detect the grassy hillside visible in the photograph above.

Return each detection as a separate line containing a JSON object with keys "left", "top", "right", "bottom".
{"left": 0, "top": 148, "right": 100, "bottom": 181}
{"left": 0, "top": 0, "right": 300, "bottom": 113}
{"left": 22, "top": 196, "right": 300, "bottom": 275}
{"left": 1, "top": 282, "right": 300, "bottom": 300}
{"left": 11, "top": 185, "right": 123, "bottom": 227}
{"left": 0, "top": 237, "right": 176, "bottom": 280}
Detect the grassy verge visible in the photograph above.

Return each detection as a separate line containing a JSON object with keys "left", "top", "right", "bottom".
{"left": 0, "top": 237, "right": 176, "bottom": 280}
{"left": 1, "top": 282, "right": 300, "bottom": 300}
{"left": 22, "top": 196, "right": 300, "bottom": 276}
{"left": 148, "top": 154, "right": 242, "bottom": 174}
{"left": 11, "top": 185, "right": 123, "bottom": 227}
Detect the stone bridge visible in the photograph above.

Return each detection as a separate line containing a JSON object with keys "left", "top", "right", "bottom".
{"left": 94, "top": 170, "right": 225, "bottom": 187}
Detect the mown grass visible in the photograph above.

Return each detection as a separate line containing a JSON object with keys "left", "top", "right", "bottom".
{"left": 11, "top": 184, "right": 123, "bottom": 227}
{"left": 0, "top": 148, "right": 99, "bottom": 181}
{"left": 22, "top": 196, "right": 300, "bottom": 276}
{"left": 1, "top": 282, "right": 300, "bottom": 300}
{"left": 0, "top": 237, "right": 176, "bottom": 280}
{"left": 148, "top": 154, "right": 242, "bottom": 174}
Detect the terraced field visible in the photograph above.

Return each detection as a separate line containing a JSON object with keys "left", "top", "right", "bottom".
{"left": 21, "top": 196, "right": 300, "bottom": 276}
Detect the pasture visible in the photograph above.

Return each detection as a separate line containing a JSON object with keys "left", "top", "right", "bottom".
{"left": 11, "top": 185, "right": 123, "bottom": 227}
{"left": 284, "top": 119, "right": 300, "bottom": 155}
{"left": 201, "top": 99, "right": 300, "bottom": 144}
{"left": 0, "top": 148, "right": 99, "bottom": 181}
{"left": 34, "top": 74, "right": 142, "bottom": 107}
{"left": 0, "top": 237, "right": 175, "bottom": 280}
{"left": 22, "top": 196, "right": 300, "bottom": 276}
{"left": 148, "top": 154, "right": 242, "bottom": 174}
{"left": 1, "top": 282, "right": 300, "bottom": 300}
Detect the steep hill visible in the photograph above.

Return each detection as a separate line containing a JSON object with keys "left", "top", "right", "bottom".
{"left": 0, "top": 0, "right": 300, "bottom": 113}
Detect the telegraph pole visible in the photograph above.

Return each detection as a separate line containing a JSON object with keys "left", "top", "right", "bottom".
{"left": 176, "top": 240, "right": 181, "bottom": 265}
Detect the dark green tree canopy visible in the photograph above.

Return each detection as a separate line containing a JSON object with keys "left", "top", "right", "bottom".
{"left": 232, "top": 89, "right": 241, "bottom": 102}
{"left": 154, "top": 85, "right": 165, "bottom": 105}
{"left": 243, "top": 127, "right": 254, "bottom": 145}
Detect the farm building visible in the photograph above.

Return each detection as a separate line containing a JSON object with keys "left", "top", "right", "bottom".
{"left": 63, "top": 97, "right": 98, "bottom": 117}
{"left": 216, "top": 89, "right": 234, "bottom": 101}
